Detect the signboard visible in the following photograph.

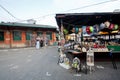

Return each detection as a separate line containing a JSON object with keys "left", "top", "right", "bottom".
{"left": 87, "top": 49, "right": 94, "bottom": 66}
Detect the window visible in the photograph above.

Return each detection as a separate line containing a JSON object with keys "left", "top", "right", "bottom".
{"left": 26, "top": 31, "right": 32, "bottom": 40}
{"left": 13, "top": 31, "right": 21, "bottom": 41}
{"left": 0, "top": 31, "right": 4, "bottom": 41}
{"left": 37, "top": 32, "right": 43, "bottom": 36}
{"left": 46, "top": 32, "right": 52, "bottom": 40}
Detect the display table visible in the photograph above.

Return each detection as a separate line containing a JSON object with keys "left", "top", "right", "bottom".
{"left": 65, "top": 49, "right": 82, "bottom": 54}
{"left": 64, "top": 49, "right": 117, "bottom": 74}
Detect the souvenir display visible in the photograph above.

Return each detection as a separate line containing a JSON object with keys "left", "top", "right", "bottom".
{"left": 64, "top": 58, "right": 70, "bottom": 65}
{"left": 59, "top": 19, "right": 120, "bottom": 72}
{"left": 114, "top": 24, "right": 118, "bottom": 30}
{"left": 71, "top": 28, "right": 75, "bottom": 32}
{"left": 82, "top": 26, "right": 87, "bottom": 35}
{"left": 63, "top": 29, "right": 68, "bottom": 34}
{"left": 90, "top": 26, "right": 94, "bottom": 33}
{"left": 72, "top": 57, "right": 80, "bottom": 71}
{"left": 109, "top": 24, "right": 114, "bottom": 30}
{"left": 79, "top": 28, "right": 82, "bottom": 33}
{"left": 100, "top": 23, "right": 105, "bottom": 30}
{"left": 70, "top": 33, "right": 76, "bottom": 41}
{"left": 93, "top": 25, "right": 99, "bottom": 33}
{"left": 87, "top": 49, "right": 94, "bottom": 66}
{"left": 86, "top": 26, "right": 91, "bottom": 34}
{"left": 75, "top": 27, "right": 79, "bottom": 33}
{"left": 57, "top": 13, "right": 120, "bottom": 73}
{"left": 82, "top": 47, "right": 87, "bottom": 52}
{"left": 76, "top": 33, "right": 81, "bottom": 42}
{"left": 104, "top": 21, "right": 110, "bottom": 28}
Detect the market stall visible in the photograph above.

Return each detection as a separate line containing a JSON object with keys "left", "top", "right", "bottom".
{"left": 55, "top": 12, "right": 120, "bottom": 72}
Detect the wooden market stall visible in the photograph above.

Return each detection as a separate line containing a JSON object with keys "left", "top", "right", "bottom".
{"left": 55, "top": 12, "right": 120, "bottom": 71}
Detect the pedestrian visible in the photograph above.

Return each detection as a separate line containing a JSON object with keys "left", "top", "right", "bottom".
{"left": 36, "top": 40, "right": 40, "bottom": 49}
{"left": 40, "top": 40, "right": 44, "bottom": 47}
{"left": 36, "top": 36, "right": 40, "bottom": 49}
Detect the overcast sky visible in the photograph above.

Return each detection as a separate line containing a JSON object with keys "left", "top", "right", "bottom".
{"left": 0, "top": 0, "right": 120, "bottom": 27}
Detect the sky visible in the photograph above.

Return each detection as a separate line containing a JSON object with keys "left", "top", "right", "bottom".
{"left": 0, "top": 0, "right": 120, "bottom": 27}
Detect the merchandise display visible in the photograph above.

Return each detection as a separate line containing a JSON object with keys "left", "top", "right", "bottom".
{"left": 72, "top": 57, "right": 81, "bottom": 72}
{"left": 61, "top": 20, "right": 120, "bottom": 53}
{"left": 56, "top": 12, "right": 120, "bottom": 72}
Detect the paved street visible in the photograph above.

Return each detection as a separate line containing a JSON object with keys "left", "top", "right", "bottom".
{"left": 0, "top": 46, "right": 120, "bottom": 80}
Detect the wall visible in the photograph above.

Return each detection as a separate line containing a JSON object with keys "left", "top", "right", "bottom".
{"left": 0, "top": 28, "right": 57, "bottom": 48}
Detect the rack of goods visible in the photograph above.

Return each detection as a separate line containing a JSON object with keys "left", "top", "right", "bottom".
{"left": 55, "top": 12, "right": 120, "bottom": 53}
{"left": 55, "top": 12, "right": 120, "bottom": 71}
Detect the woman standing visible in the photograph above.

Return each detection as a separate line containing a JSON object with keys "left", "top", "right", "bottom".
{"left": 36, "top": 36, "right": 40, "bottom": 49}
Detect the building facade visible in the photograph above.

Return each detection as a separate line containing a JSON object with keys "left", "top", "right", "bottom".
{"left": 0, "top": 22, "right": 57, "bottom": 48}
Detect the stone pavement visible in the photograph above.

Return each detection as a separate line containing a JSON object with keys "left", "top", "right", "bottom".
{"left": 0, "top": 46, "right": 120, "bottom": 80}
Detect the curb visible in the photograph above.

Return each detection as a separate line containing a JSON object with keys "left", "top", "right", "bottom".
{"left": 0, "top": 46, "right": 58, "bottom": 51}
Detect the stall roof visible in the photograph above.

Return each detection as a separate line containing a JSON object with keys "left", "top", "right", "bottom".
{"left": 55, "top": 12, "right": 120, "bottom": 29}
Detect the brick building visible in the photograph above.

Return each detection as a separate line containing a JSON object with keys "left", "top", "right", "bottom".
{"left": 0, "top": 22, "right": 57, "bottom": 48}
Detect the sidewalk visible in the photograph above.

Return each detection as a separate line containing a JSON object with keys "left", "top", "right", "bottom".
{"left": 0, "top": 47, "right": 35, "bottom": 51}
{"left": 0, "top": 46, "right": 57, "bottom": 51}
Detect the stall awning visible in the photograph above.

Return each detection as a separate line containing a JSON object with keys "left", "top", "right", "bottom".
{"left": 55, "top": 12, "right": 120, "bottom": 29}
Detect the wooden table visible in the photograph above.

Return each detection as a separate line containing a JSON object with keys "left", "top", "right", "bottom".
{"left": 64, "top": 49, "right": 117, "bottom": 74}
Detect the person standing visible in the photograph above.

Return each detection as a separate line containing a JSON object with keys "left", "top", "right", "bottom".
{"left": 36, "top": 40, "right": 40, "bottom": 49}
{"left": 36, "top": 36, "right": 40, "bottom": 49}
{"left": 40, "top": 40, "right": 44, "bottom": 47}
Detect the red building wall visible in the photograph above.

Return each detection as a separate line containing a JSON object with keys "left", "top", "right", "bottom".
{"left": 0, "top": 27, "right": 57, "bottom": 48}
